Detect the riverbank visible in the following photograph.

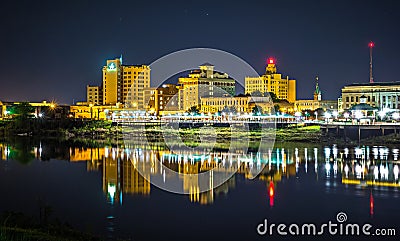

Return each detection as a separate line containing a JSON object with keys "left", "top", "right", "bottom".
{"left": 0, "top": 211, "right": 103, "bottom": 241}
{"left": 2, "top": 119, "right": 400, "bottom": 145}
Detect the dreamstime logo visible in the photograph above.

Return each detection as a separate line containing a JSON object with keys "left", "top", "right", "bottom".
{"left": 257, "top": 212, "right": 397, "bottom": 236}
{"left": 336, "top": 212, "right": 347, "bottom": 223}
{"left": 122, "top": 48, "right": 276, "bottom": 194}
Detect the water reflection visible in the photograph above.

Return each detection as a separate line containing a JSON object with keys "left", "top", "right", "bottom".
{"left": 1, "top": 142, "right": 400, "bottom": 205}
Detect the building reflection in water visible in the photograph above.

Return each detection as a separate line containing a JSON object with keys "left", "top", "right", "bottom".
{"left": 61, "top": 145, "right": 299, "bottom": 205}
{"left": 1, "top": 143, "right": 400, "bottom": 208}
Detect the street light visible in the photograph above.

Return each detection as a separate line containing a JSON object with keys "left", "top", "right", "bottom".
{"left": 392, "top": 112, "right": 400, "bottom": 121}
{"left": 378, "top": 110, "right": 386, "bottom": 120}
{"left": 355, "top": 111, "right": 363, "bottom": 125}
{"left": 325, "top": 112, "right": 332, "bottom": 123}
{"left": 325, "top": 112, "right": 332, "bottom": 119}
{"left": 332, "top": 111, "right": 338, "bottom": 119}
{"left": 314, "top": 111, "right": 318, "bottom": 121}
{"left": 89, "top": 104, "right": 93, "bottom": 119}
{"left": 343, "top": 112, "right": 350, "bottom": 124}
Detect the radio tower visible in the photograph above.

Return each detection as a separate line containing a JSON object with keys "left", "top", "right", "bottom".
{"left": 369, "top": 41, "right": 375, "bottom": 83}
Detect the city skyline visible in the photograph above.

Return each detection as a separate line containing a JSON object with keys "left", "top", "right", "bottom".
{"left": 1, "top": 0, "right": 400, "bottom": 104}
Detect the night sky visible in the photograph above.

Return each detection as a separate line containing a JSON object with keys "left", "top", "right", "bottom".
{"left": 1, "top": 0, "right": 399, "bottom": 104}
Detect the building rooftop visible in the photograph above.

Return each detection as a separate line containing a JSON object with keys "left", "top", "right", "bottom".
{"left": 121, "top": 64, "right": 149, "bottom": 68}
{"left": 200, "top": 62, "right": 214, "bottom": 67}
{"left": 346, "top": 81, "right": 400, "bottom": 87}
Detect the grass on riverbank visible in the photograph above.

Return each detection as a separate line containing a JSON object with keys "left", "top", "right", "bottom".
{"left": 0, "top": 226, "right": 101, "bottom": 241}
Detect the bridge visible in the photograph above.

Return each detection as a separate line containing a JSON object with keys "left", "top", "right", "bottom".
{"left": 320, "top": 123, "right": 400, "bottom": 141}
{"left": 114, "top": 115, "right": 303, "bottom": 128}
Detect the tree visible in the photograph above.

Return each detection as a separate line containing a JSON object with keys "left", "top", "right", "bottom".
{"left": 252, "top": 105, "right": 263, "bottom": 115}
{"left": 221, "top": 106, "right": 237, "bottom": 114}
{"left": 313, "top": 108, "right": 324, "bottom": 119}
{"left": 11, "top": 102, "right": 34, "bottom": 120}
{"left": 267, "top": 92, "right": 280, "bottom": 102}
{"left": 10, "top": 102, "right": 35, "bottom": 130}
{"left": 187, "top": 105, "right": 200, "bottom": 115}
{"left": 251, "top": 90, "right": 263, "bottom": 97}
{"left": 274, "top": 104, "right": 280, "bottom": 113}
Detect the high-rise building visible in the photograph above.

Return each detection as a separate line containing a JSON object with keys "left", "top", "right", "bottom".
{"left": 178, "top": 63, "right": 235, "bottom": 111}
{"left": 120, "top": 64, "right": 151, "bottom": 109}
{"left": 87, "top": 85, "right": 102, "bottom": 105}
{"left": 87, "top": 57, "right": 150, "bottom": 109}
{"left": 245, "top": 58, "right": 296, "bottom": 103}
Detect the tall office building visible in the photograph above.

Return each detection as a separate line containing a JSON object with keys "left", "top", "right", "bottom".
{"left": 245, "top": 58, "right": 296, "bottom": 103}
{"left": 87, "top": 85, "right": 102, "bottom": 105}
{"left": 87, "top": 57, "right": 150, "bottom": 109}
{"left": 178, "top": 63, "right": 235, "bottom": 111}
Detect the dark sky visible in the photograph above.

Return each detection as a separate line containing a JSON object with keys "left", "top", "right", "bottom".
{"left": 1, "top": 0, "right": 399, "bottom": 104}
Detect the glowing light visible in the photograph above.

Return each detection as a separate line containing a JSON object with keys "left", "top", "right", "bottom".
{"left": 38, "top": 113, "right": 43, "bottom": 118}
{"left": 370, "top": 192, "right": 374, "bottom": 216}
{"left": 355, "top": 164, "right": 362, "bottom": 174}
{"left": 355, "top": 147, "right": 363, "bottom": 156}
{"left": 324, "top": 147, "right": 331, "bottom": 159}
{"left": 107, "top": 62, "right": 117, "bottom": 71}
{"left": 378, "top": 111, "right": 385, "bottom": 118}
{"left": 343, "top": 112, "right": 350, "bottom": 119}
{"left": 368, "top": 42, "right": 374, "bottom": 48}
{"left": 268, "top": 58, "right": 275, "bottom": 64}
{"left": 374, "top": 166, "right": 379, "bottom": 180}
{"left": 332, "top": 111, "right": 338, "bottom": 118}
{"left": 294, "top": 111, "right": 302, "bottom": 117}
{"left": 394, "top": 165, "right": 399, "bottom": 180}
{"left": 324, "top": 112, "right": 332, "bottom": 119}
{"left": 392, "top": 112, "right": 400, "bottom": 120}
{"left": 325, "top": 162, "right": 331, "bottom": 172}
{"left": 355, "top": 111, "right": 363, "bottom": 119}
{"left": 344, "top": 165, "right": 349, "bottom": 176}
{"left": 268, "top": 181, "right": 274, "bottom": 207}
{"left": 107, "top": 183, "right": 116, "bottom": 203}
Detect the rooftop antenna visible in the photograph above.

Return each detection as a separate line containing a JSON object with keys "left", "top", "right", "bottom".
{"left": 369, "top": 41, "right": 374, "bottom": 83}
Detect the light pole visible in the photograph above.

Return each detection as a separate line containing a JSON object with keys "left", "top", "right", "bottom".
{"left": 89, "top": 104, "right": 93, "bottom": 119}
{"left": 325, "top": 112, "right": 331, "bottom": 123}
{"left": 332, "top": 111, "right": 338, "bottom": 120}
{"left": 343, "top": 112, "right": 350, "bottom": 125}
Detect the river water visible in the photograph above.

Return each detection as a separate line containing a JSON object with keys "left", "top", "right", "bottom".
{"left": 0, "top": 138, "right": 399, "bottom": 240}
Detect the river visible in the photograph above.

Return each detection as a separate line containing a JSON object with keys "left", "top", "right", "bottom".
{"left": 0, "top": 138, "right": 399, "bottom": 240}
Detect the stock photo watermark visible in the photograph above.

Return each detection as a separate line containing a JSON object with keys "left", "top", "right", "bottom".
{"left": 257, "top": 212, "right": 396, "bottom": 237}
